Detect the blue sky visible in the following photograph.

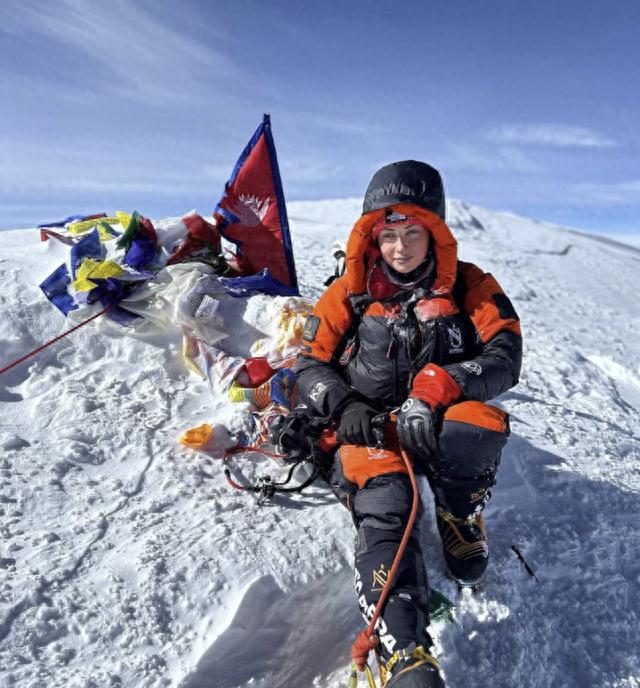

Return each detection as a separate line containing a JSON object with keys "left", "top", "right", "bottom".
{"left": 1, "top": 0, "right": 639, "bottom": 233}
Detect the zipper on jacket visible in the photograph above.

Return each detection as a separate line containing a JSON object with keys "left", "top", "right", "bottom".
{"left": 392, "top": 350, "right": 398, "bottom": 404}
{"left": 386, "top": 330, "right": 396, "bottom": 358}
{"left": 386, "top": 323, "right": 399, "bottom": 402}
{"left": 431, "top": 317, "right": 441, "bottom": 364}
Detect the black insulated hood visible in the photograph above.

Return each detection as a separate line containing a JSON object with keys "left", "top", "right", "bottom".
{"left": 362, "top": 160, "right": 446, "bottom": 220}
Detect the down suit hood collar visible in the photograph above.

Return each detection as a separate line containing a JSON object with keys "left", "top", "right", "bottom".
{"left": 344, "top": 203, "right": 458, "bottom": 298}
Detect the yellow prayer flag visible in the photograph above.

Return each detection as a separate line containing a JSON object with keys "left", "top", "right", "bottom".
{"left": 68, "top": 217, "right": 120, "bottom": 235}
{"left": 71, "top": 259, "right": 125, "bottom": 292}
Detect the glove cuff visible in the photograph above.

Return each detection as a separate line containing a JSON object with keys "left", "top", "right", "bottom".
{"left": 411, "top": 363, "right": 461, "bottom": 409}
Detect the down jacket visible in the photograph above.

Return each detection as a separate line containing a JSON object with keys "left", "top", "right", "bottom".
{"left": 294, "top": 202, "right": 522, "bottom": 418}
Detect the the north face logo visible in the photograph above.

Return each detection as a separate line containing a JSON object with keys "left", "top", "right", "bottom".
{"left": 385, "top": 211, "right": 409, "bottom": 223}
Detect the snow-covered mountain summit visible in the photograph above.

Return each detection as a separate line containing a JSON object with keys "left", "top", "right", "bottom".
{"left": 1, "top": 199, "right": 639, "bottom": 687}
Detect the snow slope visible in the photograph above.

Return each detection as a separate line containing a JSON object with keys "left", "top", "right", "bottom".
{"left": 601, "top": 233, "right": 640, "bottom": 250}
{"left": 1, "top": 199, "right": 639, "bottom": 688}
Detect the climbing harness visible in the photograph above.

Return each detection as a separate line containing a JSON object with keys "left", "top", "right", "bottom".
{"left": 220, "top": 408, "right": 389, "bottom": 506}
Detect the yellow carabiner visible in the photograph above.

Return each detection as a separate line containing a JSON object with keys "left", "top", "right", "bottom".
{"left": 348, "top": 662, "right": 379, "bottom": 688}
{"left": 364, "top": 663, "right": 377, "bottom": 687}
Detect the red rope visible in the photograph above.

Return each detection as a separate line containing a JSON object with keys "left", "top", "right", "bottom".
{"left": 223, "top": 445, "right": 282, "bottom": 460}
{"left": 223, "top": 428, "right": 420, "bottom": 672}
{"left": 224, "top": 469, "right": 250, "bottom": 491}
{"left": 351, "top": 444, "right": 420, "bottom": 670}
{"left": 222, "top": 444, "right": 284, "bottom": 491}
{"left": 0, "top": 308, "right": 109, "bottom": 377}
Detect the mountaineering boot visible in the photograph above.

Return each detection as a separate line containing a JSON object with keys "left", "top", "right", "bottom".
{"left": 436, "top": 506, "right": 489, "bottom": 587}
{"left": 381, "top": 644, "right": 445, "bottom": 687}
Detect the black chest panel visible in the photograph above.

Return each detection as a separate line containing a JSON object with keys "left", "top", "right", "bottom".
{"left": 344, "top": 288, "right": 480, "bottom": 409}
{"left": 428, "top": 312, "right": 479, "bottom": 366}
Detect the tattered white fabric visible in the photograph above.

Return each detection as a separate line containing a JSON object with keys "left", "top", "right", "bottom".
{"left": 119, "top": 263, "right": 227, "bottom": 341}
{"left": 245, "top": 294, "right": 315, "bottom": 364}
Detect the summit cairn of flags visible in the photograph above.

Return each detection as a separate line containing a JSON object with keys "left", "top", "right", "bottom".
{"left": 38, "top": 114, "right": 299, "bottom": 325}
{"left": 4, "top": 116, "right": 311, "bottom": 445}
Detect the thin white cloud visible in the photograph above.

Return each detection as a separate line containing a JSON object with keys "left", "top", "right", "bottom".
{"left": 446, "top": 142, "right": 540, "bottom": 173}
{"left": 604, "top": 232, "right": 640, "bottom": 247}
{"left": 487, "top": 124, "right": 617, "bottom": 148}
{"left": 0, "top": 135, "right": 226, "bottom": 197}
{"left": 281, "top": 158, "right": 345, "bottom": 184}
{"left": 572, "top": 180, "right": 640, "bottom": 205}
{"left": 304, "top": 115, "right": 385, "bottom": 138}
{"left": 1, "top": 0, "right": 244, "bottom": 104}
{"left": 0, "top": 143, "right": 216, "bottom": 197}
{"left": 0, "top": 175, "right": 209, "bottom": 197}
{"left": 201, "top": 163, "right": 235, "bottom": 181}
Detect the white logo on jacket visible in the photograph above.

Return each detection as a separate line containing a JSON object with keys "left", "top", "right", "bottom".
{"left": 447, "top": 324, "right": 464, "bottom": 354}
{"left": 309, "top": 382, "right": 327, "bottom": 402}
{"left": 461, "top": 361, "right": 482, "bottom": 375}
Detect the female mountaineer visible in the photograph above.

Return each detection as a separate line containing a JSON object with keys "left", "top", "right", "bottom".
{"left": 294, "top": 161, "right": 523, "bottom": 687}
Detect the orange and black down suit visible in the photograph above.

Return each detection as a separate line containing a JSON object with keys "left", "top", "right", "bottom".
{"left": 294, "top": 197, "right": 522, "bottom": 658}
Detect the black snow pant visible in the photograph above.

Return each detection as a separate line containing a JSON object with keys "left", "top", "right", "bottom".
{"left": 331, "top": 401, "right": 510, "bottom": 661}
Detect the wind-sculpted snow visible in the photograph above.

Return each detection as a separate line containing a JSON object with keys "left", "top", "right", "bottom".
{"left": 0, "top": 200, "right": 639, "bottom": 687}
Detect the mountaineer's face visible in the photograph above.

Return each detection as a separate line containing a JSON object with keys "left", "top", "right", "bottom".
{"left": 378, "top": 223, "right": 430, "bottom": 273}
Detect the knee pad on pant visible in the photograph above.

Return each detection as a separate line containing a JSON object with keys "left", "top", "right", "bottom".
{"left": 435, "top": 401, "right": 509, "bottom": 479}
{"left": 427, "top": 401, "right": 509, "bottom": 518}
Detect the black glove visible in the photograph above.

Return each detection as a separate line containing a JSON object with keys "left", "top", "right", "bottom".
{"left": 396, "top": 397, "right": 440, "bottom": 457}
{"left": 338, "top": 400, "right": 377, "bottom": 446}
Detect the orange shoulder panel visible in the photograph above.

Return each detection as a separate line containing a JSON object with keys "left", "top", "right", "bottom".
{"left": 299, "top": 275, "right": 353, "bottom": 363}
{"left": 459, "top": 261, "right": 522, "bottom": 343}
